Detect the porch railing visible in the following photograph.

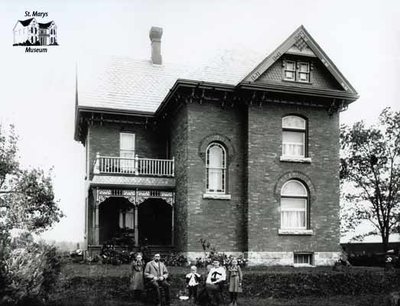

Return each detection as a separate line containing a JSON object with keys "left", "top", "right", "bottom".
{"left": 93, "top": 153, "right": 174, "bottom": 177}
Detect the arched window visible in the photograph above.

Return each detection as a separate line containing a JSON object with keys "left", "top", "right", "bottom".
{"left": 280, "top": 180, "right": 308, "bottom": 229}
{"left": 282, "top": 115, "right": 307, "bottom": 158}
{"left": 206, "top": 143, "right": 226, "bottom": 193}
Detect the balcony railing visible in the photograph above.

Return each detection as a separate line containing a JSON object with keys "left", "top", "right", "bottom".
{"left": 93, "top": 153, "right": 174, "bottom": 177}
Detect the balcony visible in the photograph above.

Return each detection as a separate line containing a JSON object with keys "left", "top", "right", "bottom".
{"left": 94, "top": 154, "right": 175, "bottom": 177}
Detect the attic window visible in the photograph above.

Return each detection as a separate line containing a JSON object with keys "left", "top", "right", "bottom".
{"left": 284, "top": 61, "right": 296, "bottom": 81}
{"left": 283, "top": 60, "right": 311, "bottom": 83}
{"left": 298, "top": 62, "right": 310, "bottom": 82}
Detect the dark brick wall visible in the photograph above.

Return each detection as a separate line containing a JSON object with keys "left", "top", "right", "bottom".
{"left": 84, "top": 100, "right": 341, "bottom": 257}
{"left": 167, "top": 106, "right": 189, "bottom": 252}
{"left": 87, "top": 122, "right": 166, "bottom": 176}
{"left": 184, "top": 102, "right": 246, "bottom": 252}
{"left": 258, "top": 57, "right": 342, "bottom": 90}
{"left": 246, "top": 103, "right": 341, "bottom": 253}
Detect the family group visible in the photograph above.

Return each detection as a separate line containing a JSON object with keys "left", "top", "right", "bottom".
{"left": 130, "top": 253, "right": 243, "bottom": 306}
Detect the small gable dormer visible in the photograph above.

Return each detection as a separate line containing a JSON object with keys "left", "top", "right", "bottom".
{"left": 241, "top": 25, "right": 358, "bottom": 98}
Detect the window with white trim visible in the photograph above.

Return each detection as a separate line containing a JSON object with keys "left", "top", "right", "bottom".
{"left": 282, "top": 116, "right": 306, "bottom": 158}
{"left": 120, "top": 133, "right": 135, "bottom": 172}
{"left": 283, "top": 60, "right": 296, "bottom": 81}
{"left": 206, "top": 143, "right": 226, "bottom": 193}
{"left": 283, "top": 60, "right": 310, "bottom": 83}
{"left": 294, "top": 253, "right": 313, "bottom": 265}
{"left": 281, "top": 180, "right": 308, "bottom": 230}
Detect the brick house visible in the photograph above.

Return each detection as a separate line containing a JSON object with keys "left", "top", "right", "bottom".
{"left": 74, "top": 25, "right": 358, "bottom": 266}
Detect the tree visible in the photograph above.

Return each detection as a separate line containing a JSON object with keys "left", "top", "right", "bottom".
{"left": 0, "top": 124, "right": 63, "bottom": 304}
{"left": 340, "top": 107, "right": 400, "bottom": 252}
{"left": 0, "top": 124, "right": 63, "bottom": 234}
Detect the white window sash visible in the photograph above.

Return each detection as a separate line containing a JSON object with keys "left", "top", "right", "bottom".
{"left": 206, "top": 143, "right": 226, "bottom": 193}
{"left": 120, "top": 133, "right": 135, "bottom": 172}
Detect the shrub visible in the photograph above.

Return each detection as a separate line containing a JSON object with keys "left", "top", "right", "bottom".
{"left": 1, "top": 241, "right": 62, "bottom": 305}
{"left": 100, "top": 242, "right": 134, "bottom": 265}
{"left": 163, "top": 252, "right": 188, "bottom": 267}
{"left": 195, "top": 238, "right": 247, "bottom": 268}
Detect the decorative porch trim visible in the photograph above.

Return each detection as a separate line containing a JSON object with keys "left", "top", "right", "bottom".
{"left": 136, "top": 190, "right": 175, "bottom": 206}
{"left": 94, "top": 188, "right": 175, "bottom": 206}
{"left": 96, "top": 189, "right": 136, "bottom": 205}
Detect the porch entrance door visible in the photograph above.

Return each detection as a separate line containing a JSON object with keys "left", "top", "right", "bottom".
{"left": 138, "top": 198, "right": 172, "bottom": 245}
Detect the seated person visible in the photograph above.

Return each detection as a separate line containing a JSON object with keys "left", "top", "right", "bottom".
{"left": 144, "top": 253, "right": 170, "bottom": 306}
{"left": 206, "top": 260, "right": 226, "bottom": 306}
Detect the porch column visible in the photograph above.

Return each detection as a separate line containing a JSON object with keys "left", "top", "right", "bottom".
{"left": 171, "top": 205, "right": 174, "bottom": 246}
{"left": 134, "top": 205, "right": 139, "bottom": 246}
{"left": 95, "top": 204, "right": 100, "bottom": 245}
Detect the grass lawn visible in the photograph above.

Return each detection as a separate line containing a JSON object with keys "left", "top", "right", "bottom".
{"left": 52, "top": 263, "right": 390, "bottom": 306}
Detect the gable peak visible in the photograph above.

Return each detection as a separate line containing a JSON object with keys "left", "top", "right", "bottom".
{"left": 241, "top": 25, "right": 357, "bottom": 95}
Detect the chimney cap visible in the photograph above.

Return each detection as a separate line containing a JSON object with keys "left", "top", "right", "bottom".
{"left": 149, "top": 26, "right": 163, "bottom": 41}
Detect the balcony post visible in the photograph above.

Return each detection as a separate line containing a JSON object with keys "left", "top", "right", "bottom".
{"left": 172, "top": 157, "right": 175, "bottom": 177}
{"left": 94, "top": 152, "right": 100, "bottom": 174}
{"left": 134, "top": 154, "right": 139, "bottom": 175}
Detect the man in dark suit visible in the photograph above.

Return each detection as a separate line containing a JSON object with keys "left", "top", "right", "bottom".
{"left": 144, "top": 253, "right": 170, "bottom": 306}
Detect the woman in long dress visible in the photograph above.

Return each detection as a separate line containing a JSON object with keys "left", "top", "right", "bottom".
{"left": 130, "top": 253, "right": 144, "bottom": 300}
{"left": 227, "top": 258, "right": 242, "bottom": 306}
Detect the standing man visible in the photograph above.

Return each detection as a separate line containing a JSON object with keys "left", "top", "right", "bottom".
{"left": 206, "top": 260, "right": 226, "bottom": 306}
{"left": 144, "top": 253, "right": 170, "bottom": 306}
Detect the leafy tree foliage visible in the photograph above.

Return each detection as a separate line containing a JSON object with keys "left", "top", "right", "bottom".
{"left": 340, "top": 108, "right": 400, "bottom": 252}
{"left": 0, "top": 124, "right": 63, "bottom": 304}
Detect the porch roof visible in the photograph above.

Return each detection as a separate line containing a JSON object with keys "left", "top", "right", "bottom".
{"left": 91, "top": 175, "right": 175, "bottom": 189}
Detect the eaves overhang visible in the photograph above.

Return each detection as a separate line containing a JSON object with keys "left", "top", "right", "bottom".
{"left": 74, "top": 105, "right": 155, "bottom": 143}
{"left": 238, "top": 82, "right": 359, "bottom": 103}
{"left": 154, "top": 79, "right": 236, "bottom": 117}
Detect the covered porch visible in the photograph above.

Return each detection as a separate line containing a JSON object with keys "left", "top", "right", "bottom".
{"left": 87, "top": 188, "right": 175, "bottom": 254}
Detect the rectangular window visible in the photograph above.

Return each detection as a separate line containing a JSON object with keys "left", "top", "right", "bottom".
{"left": 282, "top": 131, "right": 305, "bottom": 157}
{"left": 283, "top": 60, "right": 311, "bottom": 83}
{"left": 284, "top": 60, "right": 296, "bottom": 81}
{"left": 298, "top": 62, "right": 310, "bottom": 82}
{"left": 281, "top": 198, "right": 307, "bottom": 229}
{"left": 294, "top": 253, "right": 313, "bottom": 265}
{"left": 120, "top": 133, "right": 135, "bottom": 172}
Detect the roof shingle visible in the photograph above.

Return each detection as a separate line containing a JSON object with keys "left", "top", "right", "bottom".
{"left": 77, "top": 48, "right": 265, "bottom": 114}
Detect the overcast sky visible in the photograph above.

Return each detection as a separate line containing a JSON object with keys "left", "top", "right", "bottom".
{"left": 0, "top": 0, "right": 399, "bottom": 243}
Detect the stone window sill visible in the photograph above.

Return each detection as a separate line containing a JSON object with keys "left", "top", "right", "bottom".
{"left": 280, "top": 156, "right": 312, "bottom": 163}
{"left": 278, "top": 229, "right": 314, "bottom": 235}
{"left": 203, "top": 193, "right": 231, "bottom": 200}
{"left": 293, "top": 263, "right": 315, "bottom": 268}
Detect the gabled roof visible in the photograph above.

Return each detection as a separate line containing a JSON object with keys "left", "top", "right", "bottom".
{"left": 18, "top": 18, "right": 34, "bottom": 27}
{"left": 39, "top": 21, "right": 54, "bottom": 29}
{"left": 76, "top": 26, "right": 358, "bottom": 116}
{"left": 242, "top": 25, "right": 358, "bottom": 95}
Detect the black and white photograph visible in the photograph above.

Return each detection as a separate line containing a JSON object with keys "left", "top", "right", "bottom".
{"left": 0, "top": 0, "right": 399, "bottom": 305}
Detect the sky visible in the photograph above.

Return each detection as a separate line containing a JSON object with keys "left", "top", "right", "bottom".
{"left": 0, "top": 0, "right": 399, "bottom": 243}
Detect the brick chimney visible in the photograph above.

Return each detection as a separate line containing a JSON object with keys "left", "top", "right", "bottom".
{"left": 149, "top": 26, "right": 163, "bottom": 65}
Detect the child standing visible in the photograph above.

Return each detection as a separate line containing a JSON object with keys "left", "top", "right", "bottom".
{"left": 185, "top": 265, "right": 201, "bottom": 303}
{"left": 130, "top": 253, "right": 144, "bottom": 300}
{"left": 227, "top": 259, "right": 242, "bottom": 306}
